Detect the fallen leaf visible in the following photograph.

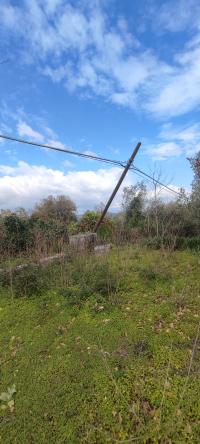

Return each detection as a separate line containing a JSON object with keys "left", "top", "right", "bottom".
{"left": 8, "top": 399, "right": 15, "bottom": 413}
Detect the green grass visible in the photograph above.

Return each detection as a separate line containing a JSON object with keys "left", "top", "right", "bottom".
{"left": 0, "top": 247, "right": 200, "bottom": 443}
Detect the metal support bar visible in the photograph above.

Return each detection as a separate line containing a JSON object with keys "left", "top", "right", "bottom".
{"left": 94, "top": 142, "right": 142, "bottom": 233}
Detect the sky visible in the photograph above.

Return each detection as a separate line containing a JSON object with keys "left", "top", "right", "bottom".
{"left": 0, "top": 0, "right": 200, "bottom": 213}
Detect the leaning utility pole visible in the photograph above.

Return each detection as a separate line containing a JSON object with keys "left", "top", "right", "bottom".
{"left": 94, "top": 142, "right": 142, "bottom": 233}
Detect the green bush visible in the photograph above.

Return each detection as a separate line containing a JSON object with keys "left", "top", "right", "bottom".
{"left": 138, "top": 265, "right": 171, "bottom": 283}
{"left": 176, "top": 236, "right": 200, "bottom": 250}
{"left": 1, "top": 265, "right": 48, "bottom": 298}
{"left": 142, "top": 237, "right": 162, "bottom": 250}
{"left": 89, "top": 262, "right": 118, "bottom": 295}
{"left": 1, "top": 253, "right": 119, "bottom": 302}
{"left": 142, "top": 236, "right": 200, "bottom": 251}
{"left": 60, "top": 258, "right": 119, "bottom": 305}
{"left": 60, "top": 284, "right": 92, "bottom": 305}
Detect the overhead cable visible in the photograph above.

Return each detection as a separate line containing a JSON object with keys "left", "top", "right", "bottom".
{"left": 0, "top": 133, "right": 182, "bottom": 197}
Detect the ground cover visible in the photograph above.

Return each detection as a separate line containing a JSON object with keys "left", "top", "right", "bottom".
{"left": 0, "top": 247, "right": 199, "bottom": 443}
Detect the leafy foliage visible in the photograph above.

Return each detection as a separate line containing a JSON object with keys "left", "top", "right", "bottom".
{"left": 0, "top": 195, "right": 77, "bottom": 258}
{"left": 33, "top": 195, "right": 77, "bottom": 224}
{"left": 1, "top": 265, "right": 48, "bottom": 298}
{"left": 3, "top": 213, "right": 32, "bottom": 254}
{"left": 0, "top": 150, "right": 200, "bottom": 258}
{"left": 61, "top": 257, "right": 118, "bottom": 305}
{"left": 123, "top": 182, "right": 146, "bottom": 229}
{"left": 78, "top": 210, "right": 114, "bottom": 240}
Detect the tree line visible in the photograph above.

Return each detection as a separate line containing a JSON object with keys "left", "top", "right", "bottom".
{"left": 0, "top": 152, "right": 199, "bottom": 257}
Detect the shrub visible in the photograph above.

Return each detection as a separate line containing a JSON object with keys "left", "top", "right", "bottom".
{"left": 61, "top": 258, "right": 119, "bottom": 305}
{"left": 3, "top": 214, "right": 33, "bottom": 255}
{"left": 176, "top": 236, "right": 200, "bottom": 250}
{"left": 142, "top": 236, "right": 200, "bottom": 251}
{"left": 138, "top": 266, "right": 157, "bottom": 281}
{"left": 142, "top": 237, "right": 162, "bottom": 250}
{"left": 88, "top": 262, "right": 118, "bottom": 296}
{"left": 1, "top": 265, "right": 48, "bottom": 298}
{"left": 138, "top": 265, "right": 171, "bottom": 283}
{"left": 1, "top": 251, "right": 119, "bottom": 302}
{"left": 60, "top": 284, "right": 91, "bottom": 305}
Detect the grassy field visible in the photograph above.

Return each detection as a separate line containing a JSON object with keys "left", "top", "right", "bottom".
{"left": 0, "top": 247, "right": 200, "bottom": 443}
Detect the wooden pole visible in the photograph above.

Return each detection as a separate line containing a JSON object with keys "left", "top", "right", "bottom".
{"left": 94, "top": 142, "right": 142, "bottom": 233}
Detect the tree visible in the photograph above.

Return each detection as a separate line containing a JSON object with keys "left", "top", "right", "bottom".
{"left": 188, "top": 152, "right": 200, "bottom": 235}
{"left": 78, "top": 210, "right": 113, "bottom": 240}
{"left": 30, "top": 196, "right": 77, "bottom": 253}
{"left": 33, "top": 195, "right": 77, "bottom": 225}
{"left": 122, "top": 182, "right": 146, "bottom": 229}
{"left": 15, "top": 207, "right": 29, "bottom": 219}
{"left": 0, "top": 216, "right": 6, "bottom": 256}
{"left": 3, "top": 213, "right": 32, "bottom": 254}
{"left": 78, "top": 211, "right": 98, "bottom": 232}
{"left": 189, "top": 152, "right": 200, "bottom": 202}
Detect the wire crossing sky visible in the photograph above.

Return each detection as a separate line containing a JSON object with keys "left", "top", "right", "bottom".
{"left": 0, "top": 134, "right": 181, "bottom": 197}
{"left": 0, "top": 0, "right": 198, "bottom": 211}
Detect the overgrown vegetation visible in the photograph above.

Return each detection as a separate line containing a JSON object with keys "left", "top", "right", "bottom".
{"left": 1, "top": 252, "right": 119, "bottom": 301}
{"left": 0, "top": 152, "right": 200, "bottom": 260}
{"left": 0, "top": 152, "right": 200, "bottom": 443}
{"left": 0, "top": 247, "right": 199, "bottom": 443}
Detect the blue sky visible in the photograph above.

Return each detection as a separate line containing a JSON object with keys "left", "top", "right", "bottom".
{"left": 0, "top": 0, "right": 200, "bottom": 212}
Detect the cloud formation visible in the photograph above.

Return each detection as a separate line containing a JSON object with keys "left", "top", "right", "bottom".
{"left": 0, "top": 161, "right": 133, "bottom": 212}
{"left": 146, "top": 40, "right": 200, "bottom": 117}
{"left": 15, "top": 119, "right": 69, "bottom": 152}
{"left": 153, "top": 0, "right": 200, "bottom": 33}
{"left": 1, "top": 0, "right": 200, "bottom": 118}
{"left": 147, "top": 122, "right": 200, "bottom": 160}
{"left": 17, "top": 122, "right": 45, "bottom": 142}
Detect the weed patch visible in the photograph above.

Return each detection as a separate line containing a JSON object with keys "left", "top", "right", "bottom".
{"left": 1, "top": 265, "right": 48, "bottom": 298}
{"left": 0, "top": 247, "right": 199, "bottom": 443}
{"left": 138, "top": 265, "right": 172, "bottom": 284}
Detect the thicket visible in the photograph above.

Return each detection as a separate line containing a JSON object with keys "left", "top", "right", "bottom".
{"left": 0, "top": 252, "right": 119, "bottom": 302}
{"left": 0, "top": 152, "right": 199, "bottom": 259}
{"left": 118, "top": 153, "right": 200, "bottom": 249}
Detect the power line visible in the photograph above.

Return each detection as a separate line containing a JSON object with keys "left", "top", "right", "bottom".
{"left": 0, "top": 133, "right": 182, "bottom": 197}
{"left": 130, "top": 166, "right": 181, "bottom": 196}
{"left": 0, "top": 133, "right": 125, "bottom": 167}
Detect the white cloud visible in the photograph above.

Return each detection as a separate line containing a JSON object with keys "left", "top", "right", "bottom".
{"left": 47, "top": 139, "right": 65, "bottom": 149}
{"left": 17, "top": 121, "right": 44, "bottom": 142}
{"left": 147, "top": 121, "right": 200, "bottom": 160}
{"left": 0, "top": 1, "right": 21, "bottom": 29}
{"left": 0, "top": 0, "right": 169, "bottom": 110}
{"left": 160, "top": 122, "right": 200, "bottom": 156}
{"left": 160, "top": 122, "right": 200, "bottom": 143}
{"left": 0, "top": 161, "right": 133, "bottom": 212}
{"left": 147, "top": 184, "right": 182, "bottom": 202}
{"left": 146, "top": 42, "right": 200, "bottom": 117}
{"left": 16, "top": 120, "right": 70, "bottom": 153}
{"left": 43, "top": 0, "right": 65, "bottom": 15}
{"left": 1, "top": 1, "right": 200, "bottom": 118}
{"left": 153, "top": 0, "right": 200, "bottom": 33}
{"left": 147, "top": 142, "right": 182, "bottom": 160}
{"left": 83, "top": 150, "right": 98, "bottom": 157}
{"left": 43, "top": 126, "right": 57, "bottom": 139}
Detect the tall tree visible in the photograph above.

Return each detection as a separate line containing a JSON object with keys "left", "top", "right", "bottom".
{"left": 32, "top": 195, "right": 77, "bottom": 225}
{"left": 122, "top": 182, "right": 146, "bottom": 228}
{"left": 189, "top": 151, "right": 200, "bottom": 200}
{"left": 188, "top": 152, "right": 200, "bottom": 235}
